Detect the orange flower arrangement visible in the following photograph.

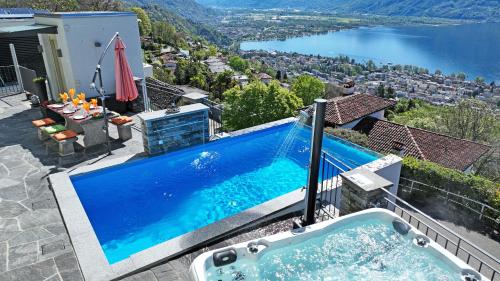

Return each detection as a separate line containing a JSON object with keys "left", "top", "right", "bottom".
{"left": 72, "top": 98, "right": 79, "bottom": 108}
{"left": 90, "top": 98, "right": 98, "bottom": 108}
{"left": 77, "top": 92, "right": 86, "bottom": 102}
{"left": 59, "top": 92, "right": 69, "bottom": 103}
{"left": 68, "top": 88, "right": 76, "bottom": 99}
{"left": 82, "top": 102, "right": 91, "bottom": 112}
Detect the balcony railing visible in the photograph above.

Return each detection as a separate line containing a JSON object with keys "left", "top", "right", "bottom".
{"left": 399, "top": 177, "right": 500, "bottom": 228}
{"left": 0, "top": 65, "right": 21, "bottom": 96}
{"left": 381, "top": 188, "right": 500, "bottom": 281}
{"left": 315, "top": 151, "right": 352, "bottom": 221}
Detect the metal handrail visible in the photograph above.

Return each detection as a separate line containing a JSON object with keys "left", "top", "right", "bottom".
{"left": 399, "top": 177, "right": 500, "bottom": 223}
{"left": 380, "top": 187, "right": 500, "bottom": 280}
{"left": 321, "top": 150, "right": 353, "bottom": 172}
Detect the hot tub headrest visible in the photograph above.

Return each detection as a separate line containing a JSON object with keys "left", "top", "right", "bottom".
{"left": 392, "top": 219, "right": 411, "bottom": 235}
{"left": 213, "top": 248, "right": 237, "bottom": 267}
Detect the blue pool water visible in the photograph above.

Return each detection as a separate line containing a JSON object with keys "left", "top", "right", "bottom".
{"left": 71, "top": 123, "right": 378, "bottom": 264}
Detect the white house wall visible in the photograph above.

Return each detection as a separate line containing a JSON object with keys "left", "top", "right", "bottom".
{"left": 340, "top": 110, "right": 386, "bottom": 129}
{"left": 36, "top": 13, "right": 143, "bottom": 98}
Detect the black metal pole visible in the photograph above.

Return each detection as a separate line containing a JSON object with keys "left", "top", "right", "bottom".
{"left": 97, "top": 66, "right": 112, "bottom": 155}
{"left": 90, "top": 32, "right": 119, "bottom": 156}
{"left": 303, "top": 99, "right": 327, "bottom": 226}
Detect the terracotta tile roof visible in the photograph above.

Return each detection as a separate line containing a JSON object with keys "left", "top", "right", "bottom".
{"left": 309, "top": 94, "right": 396, "bottom": 126}
{"left": 353, "top": 117, "right": 491, "bottom": 171}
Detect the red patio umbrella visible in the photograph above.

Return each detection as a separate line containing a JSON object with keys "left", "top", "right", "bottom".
{"left": 114, "top": 36, "right": 139, "bottom": 102}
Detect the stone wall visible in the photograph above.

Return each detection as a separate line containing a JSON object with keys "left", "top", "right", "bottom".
{"left": 339, "top": 168, "right": 393, "bottom": 215}
{"left": 138, "top": 104, "right": 209, "bottom": 155}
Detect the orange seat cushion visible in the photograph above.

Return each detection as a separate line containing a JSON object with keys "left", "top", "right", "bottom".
{"left": 111, "top": 116, "right": 133, "bottom": 125}
{"left": 32, "top": 118, "right": 56, "bottom": 127}
{"left": 52, "top": 130, "right": 78, "bottom": 141}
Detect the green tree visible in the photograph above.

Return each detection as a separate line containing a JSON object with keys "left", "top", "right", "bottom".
{"left": 153, "top": 67, "right": 175, "bottom": 84}
{"left": 366, "top": 60, "right": 376, "bottom": 71}
{"left": 376, "top": 84, "right": 385, "bottom": 98}
{"left": 131, "top": 7, "right": 152, "bottom": 36}
{"left": 223, "top": 81, "right": 303, "bottom": 130}
{"left": 386, "top": 87, "right": 395, "bottom": 99}
{"left": 435, "top": 69, "right": 442, "bottom": 75}
{"left": 475, "top": 76, "right": 485, "bottom": 84}
{"left": 211, "top": 70, "right": 236, "bottom": 101}
{"left": 443, "top": 99, "right": 497, "bottom": 142}
{"left": 189, "top": 73, "right": 207, "bottom": 90}
{"left": 228, "top": 56, "right": 248, "bottom": 72}
{"left": 152, "top": 22, "right": 177, "bottom": 46}
{"left": 207, "top": 45, "right": 217, "bottom": 57}
{"left": 291, "top": 75, "right": 325, "bottom": 106}
{"left": 457, "top": 72, "right": 467, "bottom": 80}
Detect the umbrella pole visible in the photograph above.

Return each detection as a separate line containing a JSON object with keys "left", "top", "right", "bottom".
{"left": 91, "top": 32, "right": 120, "bottom": 156}
{"left": 97, "top": 66, "right": 112, "bottom": 155}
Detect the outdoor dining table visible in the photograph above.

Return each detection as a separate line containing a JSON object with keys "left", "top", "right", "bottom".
{"left": 46, "top": 103, "right": 116, "bottom": 148}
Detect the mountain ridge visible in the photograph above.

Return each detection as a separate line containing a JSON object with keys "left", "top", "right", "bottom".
{"left": 195, "top": 0, "right": 500, "bottom": 21}
{"left": 124, "top": 0, "right": 218, "bottom": 21}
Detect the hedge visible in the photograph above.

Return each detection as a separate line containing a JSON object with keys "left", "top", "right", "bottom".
{"left": 401, "top": 157, "right": 500, "bottom": 210}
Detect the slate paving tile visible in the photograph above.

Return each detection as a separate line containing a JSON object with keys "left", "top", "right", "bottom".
{"left": 0, "top": 178, "right": 20, "bottom": 188}
{"left": 8, "top": 242, "right": 38, "bottom": 270}
{"left": 0, "top": 230, "right": 21, "bottom": 243}
{"left": 0, "top": 218, "right": 19, "bottom": 232}
{"left": 0, "top": 259, "right": 57, "bottom": 281}
{"left": 0, "top": 183, "right": 27, "bottom": 201}
{"left": 31, "top": 198, "right": 57, "bottom": 210}
{"left": 122, "top": 270, "right": 158, "bottom": 281}
{"left": 8, "top": 227, "right": 54, "bottom": 247}
{"left": 0, "top": 200, "right": 29, "bottom": 218}
{"left": 44, "top": 223, "right": 67, "bottom": 236}
{"left": 0, "top": 242, "right": 7, "bottom": 273}
{"left": 18, "top": 209, "right": 61, "bottom": 230}
{"left": 45, "top": 274, "right": 62, "bottom": 281}
{"left": 54, "top": 252, "right": 84, "bottom": 281}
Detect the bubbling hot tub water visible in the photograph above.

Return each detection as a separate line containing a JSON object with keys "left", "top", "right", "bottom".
{"left": 191, "top": 209, "right": 484, "bottom": 281}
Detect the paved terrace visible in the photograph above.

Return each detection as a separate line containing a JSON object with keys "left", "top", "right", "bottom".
{"left": 0, "top": 93, "right": 498, "bottom": 281}
{"left": 0, "top": 93, "right": 298, "bottom": 281}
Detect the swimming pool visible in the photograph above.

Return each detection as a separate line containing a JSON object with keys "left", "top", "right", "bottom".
{"left": 70, "top": 122, "right": 379, "bottom": 264}
{"left": 190, "top": 209, "right": 484, "bottom": 281}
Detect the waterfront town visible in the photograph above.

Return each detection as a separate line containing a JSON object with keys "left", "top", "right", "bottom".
{"left": 239, "top": 50, "right": 500, "bottom": 108}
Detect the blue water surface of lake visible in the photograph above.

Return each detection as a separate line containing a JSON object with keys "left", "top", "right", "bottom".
{"left": 241, "top": 23, "right": 500, "bottom": 83}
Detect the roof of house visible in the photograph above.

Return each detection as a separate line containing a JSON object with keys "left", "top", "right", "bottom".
{"left": 311, "top": 93, "right": 396, "bottom": 126}
{"left": 353, "top": 117, "right": 491, "bottom": 171}
{"left": 257, "top": 73, "right": 272, "bottom": 80}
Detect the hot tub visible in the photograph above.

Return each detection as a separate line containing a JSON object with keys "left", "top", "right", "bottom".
{"left": 190, "top": 208, "right": 486, "bottom": 281}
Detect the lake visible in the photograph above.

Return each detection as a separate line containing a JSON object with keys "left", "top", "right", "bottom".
{"left": 240, "top": 23, "right": 500, "bottom": 83}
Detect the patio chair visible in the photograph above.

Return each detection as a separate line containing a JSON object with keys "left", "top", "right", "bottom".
{"left": 31, "top": 118, "right": 56, "bottom": 140}
{"left": 110, "top": 116, "right": 134, "bottom": 141}
{"left": 50, "top": 130, "right": 78, "bottom": 157}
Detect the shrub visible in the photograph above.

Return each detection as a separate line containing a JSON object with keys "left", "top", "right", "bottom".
{"left": 33, "top": 77, "right": 46, "bottom": 83}
{"left": 401, "top": 157, "right": 500, "bottom": 210}
{"left": 324, "top": 127, "right": 369, "bottom": 147}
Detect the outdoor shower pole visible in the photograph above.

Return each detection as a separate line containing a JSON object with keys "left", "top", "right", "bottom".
{"left": 303, "top": 99, "right": 327, "bottom": 226}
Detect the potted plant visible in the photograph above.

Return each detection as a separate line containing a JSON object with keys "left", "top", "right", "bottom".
{"left": 32, "top": 77, "right": 48, "bottom": 104}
